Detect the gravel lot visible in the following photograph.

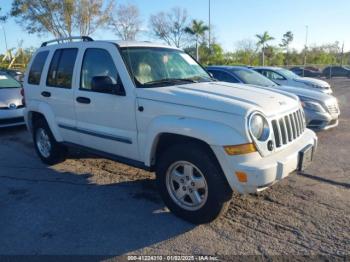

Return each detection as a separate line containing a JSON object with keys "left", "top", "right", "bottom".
{"left": 0, "top": 78, "right": 349, "bottom": 258}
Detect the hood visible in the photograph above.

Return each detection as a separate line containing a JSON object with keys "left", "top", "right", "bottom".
{"left": 278, "top": 85, "right": 334, "bottom": 103}
{"left": 294, "top": 77, "right": 330, "bottom": 88}
{"left": 0, "top": 88, "right": 22, "bottom": 108}
{"left": 136, "top": 82, "right": 299, "bottom": 117}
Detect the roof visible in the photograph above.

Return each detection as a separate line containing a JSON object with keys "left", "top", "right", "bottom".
{"left": 111, "top": 40, "right": 180, "bottom": 50}
{"left": 206, "top": 65, "right": 250, "bottom": 70}
{"left": 253, "top": 66, "right": 284, "bottom": 70}
{"left": 39, "top": 37, "right": 180, "bottom": 50}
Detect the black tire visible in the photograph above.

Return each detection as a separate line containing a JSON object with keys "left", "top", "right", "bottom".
{"left": 33, "top": 118, "right": 67, "bottom": 165}
{"left": 156, "top": 142, "right": 233, "bottom": 224}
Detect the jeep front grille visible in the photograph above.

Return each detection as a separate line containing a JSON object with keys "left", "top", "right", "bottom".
{"left": 271, "top": 109, "right": 306, "bottom": 148}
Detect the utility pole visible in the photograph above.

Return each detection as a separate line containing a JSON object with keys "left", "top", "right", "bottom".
{"left": 340, "top": 41, "right": 344, "bottom": 66}
{"left": 2, "top": 24, "right": 8, "bottom": 52}
{"left": 208, "top": 0, "right": 211, "bottom": 51}
{"left": 303, "top": 25, "right": 308, "bottom": 77}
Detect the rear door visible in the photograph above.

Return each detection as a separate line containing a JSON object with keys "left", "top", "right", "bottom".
{"left": 43, "top": 47, "right": 80, "bottom": 143}
{"left": 73, "top": 42, "right": 139, "bottom": 160}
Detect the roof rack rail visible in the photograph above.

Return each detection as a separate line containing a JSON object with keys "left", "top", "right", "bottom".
{"left": 41, "top": 36, "right": 94, "bottom": 47}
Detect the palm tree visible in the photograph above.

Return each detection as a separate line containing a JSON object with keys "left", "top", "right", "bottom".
{"left": 185, "top": 20, "right": 209, "bottom": 61}
{"left": 256, "top": 31, "right": 275, "bottom": 66}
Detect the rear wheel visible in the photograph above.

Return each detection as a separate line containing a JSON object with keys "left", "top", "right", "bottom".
{"left": 156, "top": 142, "right": 232, "bottom": 224}
{"left": 33, "top": 118, "right": 67, "bottom": 165}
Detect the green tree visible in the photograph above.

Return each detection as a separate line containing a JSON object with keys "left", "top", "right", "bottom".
{"left": 185, "top": 20, "right": 209, "bottom": 61}
{"left": 0, "top": 7, "right": 7, "bottom": 22}
{"left": 256, "top": 31, "right": 275, "bottom": 66}
{"left": 280, "top": 31, "right": 294, "bottom": 65}
{"left": 198, "top": 42, "right": 225, "bottom": 65}
{"left": 10, "top": 0, "right": 114, "bottom": 38}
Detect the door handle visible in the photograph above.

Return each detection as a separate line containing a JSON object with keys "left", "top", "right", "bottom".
{"left": 76, "top": 97, "right": 91, "bottom": 104}
{"left": 41, "top": 91, "right": 51, "bottom": 98}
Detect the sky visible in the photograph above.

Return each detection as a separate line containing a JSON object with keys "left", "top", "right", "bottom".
{"left": 0, "top": 0, "right": 349, "bottom": 53}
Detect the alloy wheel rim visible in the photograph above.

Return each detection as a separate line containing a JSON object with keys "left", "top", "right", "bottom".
{"left": 36, "top": 128, "right": 51, "bottom": 158}
{"left": 165, "top": 161, "right": 208, "bottom": 211}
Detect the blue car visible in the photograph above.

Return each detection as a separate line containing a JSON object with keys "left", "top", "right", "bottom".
{"left": 206, "top": 66, "right": 340, "bottom": 131}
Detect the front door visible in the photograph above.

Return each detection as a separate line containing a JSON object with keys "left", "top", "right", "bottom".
{"left": 73, "top": 43, "right": 139, "bottom": 160}
{"left": 260, "top": 69, "right": 288, "bottom": 86}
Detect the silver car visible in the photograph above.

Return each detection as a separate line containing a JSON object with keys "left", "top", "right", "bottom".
{"left": 207, "top": 66, "right": 340, "bottom": 130}
{"left": 253, "top": 66, "right": 333, "bottom": 94}
{"left": 0, "top": 72, "right": 25, "bottom": 127}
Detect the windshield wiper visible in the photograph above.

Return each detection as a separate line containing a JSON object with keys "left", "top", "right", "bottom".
{"left": 143, "top": 78, "right": 198, "bottom": 87}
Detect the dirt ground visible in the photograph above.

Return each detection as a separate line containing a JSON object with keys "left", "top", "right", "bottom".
{"left": 0, "top": 78, "right": 349, "bottom": 259}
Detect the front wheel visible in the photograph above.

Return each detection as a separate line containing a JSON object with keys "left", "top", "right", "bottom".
{"left": 156, "top": 143, "right": 232, "bottom": 224}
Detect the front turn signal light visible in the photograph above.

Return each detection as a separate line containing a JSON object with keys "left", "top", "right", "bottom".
{"left": 235, "top": 171, "right": 248, "bottom": 183}
{"left": 224, "top": 143, "right": 257, "bottom": 155}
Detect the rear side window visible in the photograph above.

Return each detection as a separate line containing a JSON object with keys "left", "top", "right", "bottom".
{"left": 28, "top": 51, "right": 49, "bottom": 85}
{"left": 47, "top": 48, "right": 78, "bottom": 88}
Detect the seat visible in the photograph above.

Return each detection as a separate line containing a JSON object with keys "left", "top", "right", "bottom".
{"left": 135, "top": 63, "right": 153, "bottom": 84}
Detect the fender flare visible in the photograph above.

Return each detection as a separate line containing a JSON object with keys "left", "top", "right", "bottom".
{"left": 142, "top": 116, "right": 248, "bottom": 166}
{"left": 26, "top": 102, "right": 63, "bottom": 142}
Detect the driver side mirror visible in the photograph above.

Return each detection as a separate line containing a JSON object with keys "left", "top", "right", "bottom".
{"left": 91, "top": 76, "right": 125, "bottom": 96}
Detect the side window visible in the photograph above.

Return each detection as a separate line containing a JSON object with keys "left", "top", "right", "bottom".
{"left": 47, "top": 48, "right": 78, "bottom": 88}
{"left": 210, "top": 70, "right": 222, "bottom": 80}
{"left": 257, "top": 70, "right": 268, "bottom": 78}
{"left": 28, "top": 51, "right": 49, "bottom": 85}
{"left": 80, "top": 48, "right": 119, "bottom": 93}
{"left": 221, "top": 72, "right": 239, "bottom": 83}
{"left": 266, "top": 70, "right": 285, "bottom": 81}
{"left": 211, "top": 70, "right": 238, "bottom": 83}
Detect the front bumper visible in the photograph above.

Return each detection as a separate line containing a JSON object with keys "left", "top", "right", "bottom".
{"left": 0, "top": 108, "right": 25, "bottom": 128}
{"left": 304, "top": 109, "right": 339, "bottom": 131}
{"left": 211, "top": 129, "right": 317, "bottom": 194}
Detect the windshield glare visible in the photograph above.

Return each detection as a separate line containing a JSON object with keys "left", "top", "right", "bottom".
{"left": 277, "top": 68, "right": 300, "bottom": 79}
{"left": 231, "top": 69, "right": 277, "bottom": 87}
{"left": 0, "top": 74, "right": 21, "bottom": 89}
{"left": 121, "top": 47, "right": 211, "bottom": 87}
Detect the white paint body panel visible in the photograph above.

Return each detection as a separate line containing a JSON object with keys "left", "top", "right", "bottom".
{"left": 24, "top": 40, "right": 317, "bottom": 194}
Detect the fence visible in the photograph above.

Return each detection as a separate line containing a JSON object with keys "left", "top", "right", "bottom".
{"left": 285, "top": 64, "right": 350, "bottom": 79}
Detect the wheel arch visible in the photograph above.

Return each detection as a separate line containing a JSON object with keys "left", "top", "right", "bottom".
{"left": 26, "top": 103, "right": 63, "bottom": 142}
{"left": 143, "top": 116, "right": 247, "bottom": 168}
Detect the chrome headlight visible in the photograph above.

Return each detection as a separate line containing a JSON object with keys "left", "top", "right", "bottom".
{"left": 249, "top": 113, "right": 270, "bottom": 141}
{"left": 299, "top": 96, "right": 326, "bottom": 113}
{"left": 305, "top": 82, "right": 322, "bottom": 89}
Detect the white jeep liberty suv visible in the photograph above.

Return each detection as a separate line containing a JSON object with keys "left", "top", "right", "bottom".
{"left": 23, "top": 37, "right": 317, "bottom": 224}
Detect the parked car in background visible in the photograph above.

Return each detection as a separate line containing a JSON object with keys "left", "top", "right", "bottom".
{"left": 23, "top": 37, "right": 317, "bottom": 224}
{"left": 207, "top": 66, "right": 340, "bottom": 130}
{"left": 0, "top": 72, "right": 25, "bottom": 128}
{"left": 290, "top": 66, "right": 321, "bottom": 77}
{"left": 0, "top": 69, "right": 24, "bottom": 83}
{"left": 253, "top": 66, "right": 333, "bottom": 94}
{"left": 322, "top": 66, "right": 350, "bottom": 78}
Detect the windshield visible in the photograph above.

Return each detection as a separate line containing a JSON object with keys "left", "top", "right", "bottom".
{"left": 276, "top": 68, "right": 300, "bottom": 79}
{"left": 120, "top": 47, "right": 212, "bottom": 88}
{"left": 0, "top": 73, "right": 21, "bottom": 89}
{"left": 230, "top": 68, "right": 277, "bottom": 87}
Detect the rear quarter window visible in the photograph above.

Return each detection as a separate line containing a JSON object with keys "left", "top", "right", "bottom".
{"left": 28, "top": 51, "right": 49, "bottom": 85}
